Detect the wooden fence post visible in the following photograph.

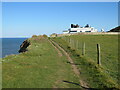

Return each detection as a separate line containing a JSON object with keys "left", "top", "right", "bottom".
{"left": 82, "top": 42, "right": 85, "bottom": 56}
{"left": 67, "top": 37, "right": 69, "bottom": 43}
{"left": 78, "top": 41, "right": 79, "bottom": 49}
{"left": 71, "top": 39, "right": 73, "bottom": 49}
{"left": 68, "top": 37, "right": 70, "bottom": 44}
{"left": 97, "top": 44, "right": 101, "bottom": 65}
{"left": 76, "top": 40, "right": 78, "bottom": 49}
{"left": 70, "top": 38, "right": 71, "bottom": 47}
{"left": 73, "top": 39, "right": 75, "bottom": 49}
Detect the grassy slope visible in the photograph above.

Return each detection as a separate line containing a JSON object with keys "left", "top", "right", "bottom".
{"left": 51, "top": 35, "right": 118, "bottom": 89}
{"left": 2, "top": 36, "right": 80, "bottom": 88}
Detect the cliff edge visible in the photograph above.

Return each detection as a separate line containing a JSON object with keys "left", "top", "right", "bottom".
{"left": 18, "top": 40, "right": 30, "bottom": 53}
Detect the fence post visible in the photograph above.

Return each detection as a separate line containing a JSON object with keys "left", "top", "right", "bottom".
{"left": 67, "top": 37, "right": 69, "bottom": 43}
{"left": 82, "top": 42, "right": 85, "bottom": 56}
{"left": 73, "top": 39, "right": 75, "bottom": 49}
{"left": 78, "top": 42, "right": 80, "bottom": 50}
{"left": 70, "top": 38, "right": 71, "bottom": 47}
{"left": 71, "top": 39, "right": 73, "bottom": 49}
{"left": 76, "top": 40, "right": 78, "bottom": 49}
{"left": 68, "top": 37, "right": 70, "bottom": 44}
{"left": 97, "top": 44, "right": 101, "bottom": 65}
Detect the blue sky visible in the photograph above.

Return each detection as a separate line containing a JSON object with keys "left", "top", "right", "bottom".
{"left": 2, "top": 2, "right": 118, "bottom": 37}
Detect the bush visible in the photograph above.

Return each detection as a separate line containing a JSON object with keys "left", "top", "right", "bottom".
{"left": 32, "top": 35, "right": 37, "bottom": 38}
{"left": 43, "top": 34, "right": 48, "bottom": 38}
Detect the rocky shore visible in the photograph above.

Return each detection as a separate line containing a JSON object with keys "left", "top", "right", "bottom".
{"left": 18, "top": 40, "right": 30, "bottom": 53}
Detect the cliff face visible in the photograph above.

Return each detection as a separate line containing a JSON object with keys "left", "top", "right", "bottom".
{"left": 18, "top": 40, "right": 30, "bottom": 53}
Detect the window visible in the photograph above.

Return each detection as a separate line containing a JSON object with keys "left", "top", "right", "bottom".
{"left": 70, "top": 31, "right": 77, "bottom": 32}
{"left": 85, "top": 31, "right": 91, "bottom": 32}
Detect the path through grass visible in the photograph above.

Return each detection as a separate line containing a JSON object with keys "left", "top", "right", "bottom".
{"left": 51, "top": 35, "right": 119, "bottom": 89}
{"left": 2, "top": 36, "right": 81, "bottom": 88}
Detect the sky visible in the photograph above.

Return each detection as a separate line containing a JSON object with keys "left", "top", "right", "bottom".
{"left": 2, "top": 2, "right": 118, "bottom": 38}
{"left": 1, "top": 0, "right": 120, "bottom": 2}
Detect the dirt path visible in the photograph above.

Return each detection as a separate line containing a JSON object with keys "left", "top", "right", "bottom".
{"left": 49, "top": 39, "right": 89, "bottom": 89}
{"left": 48, "top": 39, "right": 63, "bottom": 57}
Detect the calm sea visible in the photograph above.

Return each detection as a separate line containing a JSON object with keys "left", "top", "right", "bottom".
{"left": 1, "top": 38, "right": 27, "bottom": 58}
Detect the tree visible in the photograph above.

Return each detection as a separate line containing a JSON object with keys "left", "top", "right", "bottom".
{"left": 71, "top": 24, "right": 74, "bottom": 28}
{"left": 76, "top": 24, "right": 79, "bottom": 28}
{"left": 85, "top": 24, "right": 89, "bottom": 27}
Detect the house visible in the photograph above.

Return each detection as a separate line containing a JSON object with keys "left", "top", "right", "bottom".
{"left": 63, "top": 24, "right": 98, "bottom": 34}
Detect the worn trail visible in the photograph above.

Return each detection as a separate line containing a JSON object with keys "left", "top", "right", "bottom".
{"left": 48, "top": 39, "right": 63, "bottom": 57}
{"left": 49, "top": 39, "right": 89, "bottom": 89}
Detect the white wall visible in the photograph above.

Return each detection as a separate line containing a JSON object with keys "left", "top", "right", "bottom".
{"left": 70, "top": 27, "right": 98, "bottom": 32}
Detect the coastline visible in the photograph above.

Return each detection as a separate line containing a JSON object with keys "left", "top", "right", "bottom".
{"left": 1, "top": 38, "right": 28, "bottom": 58}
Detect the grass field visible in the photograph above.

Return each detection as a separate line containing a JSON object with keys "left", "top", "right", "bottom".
{"left": 2, "top": 36, "right": 81, "bottom": 88}
{"left": 1, "top": 34, "right": 119, "bottom": 89}
{"left": 51, "top": 34, "right": 119, "bottom": 89}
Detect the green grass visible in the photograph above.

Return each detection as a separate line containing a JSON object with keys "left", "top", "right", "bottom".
{"left": 2, "top": 36, "right": 81, "bottom": 88}
{"left": 51, "top": 35, "right": 119, "bottom": 89}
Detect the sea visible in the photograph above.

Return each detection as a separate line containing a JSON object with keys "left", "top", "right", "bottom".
{"left": 0, "top": 38, "right": 27, "bottom": 58}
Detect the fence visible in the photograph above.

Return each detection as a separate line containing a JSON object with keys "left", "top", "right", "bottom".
{"left": 57, "top": 32, "right": 119, "bottom": 37}
{"left": 62, "top": 36, "right": 101, "bottom": 66}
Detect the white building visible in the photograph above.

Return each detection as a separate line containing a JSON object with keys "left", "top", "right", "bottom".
{"left": 63, "top": 24, "right": 98, "bottom": 34}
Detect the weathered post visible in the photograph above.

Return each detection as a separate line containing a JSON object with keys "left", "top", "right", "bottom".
{"left": 74, "top": 40, "right": 76, "bottom": 49}
{"left": 97, "top": 44, "right": 101, "bottom": 65}
{"left": 76, "top": 40, "right": 78, "bottom": 49}
{"left": 73, "top": 40, "right": 75, "bottom": 49}
{"left": 82, "top": 42, "right": 85, "bottom": 56}
{"left": 71, "top": 39, "right": 73, "bottom": 49}
{"left": 70, "top": 38, "right": 71, "bottom": 47}
{"left": 78, "top": 41, "right": 79, "bottom": 49}
{"left": 65, "top": 37, "right": 67, "bottom": 42}
{"left": 67, "top": 37, "right": 68, "bottom": 42}
{"left": 68, "top": 37, "right": 70, "bottom": 43}
{"left": 67, "top": 37, "right": 69, "bottom": 43}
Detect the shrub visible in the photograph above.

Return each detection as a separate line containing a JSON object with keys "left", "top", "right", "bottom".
{"left": 32, "top": 35, "right": 37, "bottom": 38}
{"left": 43, "top": 34, "right": 48, "bottom": 38}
